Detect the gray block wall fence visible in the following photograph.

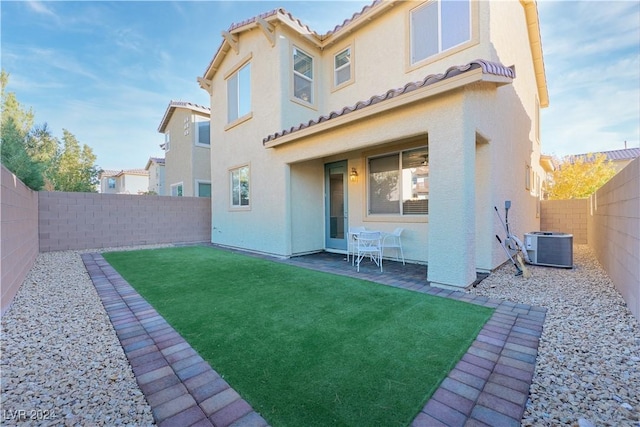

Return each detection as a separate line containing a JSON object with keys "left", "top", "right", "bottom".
{"left": 587, "top": 157, "right": 639, "bottom": 321}
{"left": 540, "top": 199, "right": 588, "bottom": 244}
{"left": 1, "top": 166, "right": 39, "bottom": 316}
{"left": 38, "top": 192, "right": 211, "bottom": 252}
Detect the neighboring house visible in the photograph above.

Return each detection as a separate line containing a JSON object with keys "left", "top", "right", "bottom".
{"left": 99, "top": 169, "right": 150, "bottom": 195}
{"left": 197, "top": 0, "right": 549, "bottom": 289}
{"left": 145, "top": 157, "right": 166, "bottom": 195}
{"left": 568, "top": 147, "right": 640, "bottom": 173}
{"left": 157, "top": 101, "right": 212, "bottom": 197}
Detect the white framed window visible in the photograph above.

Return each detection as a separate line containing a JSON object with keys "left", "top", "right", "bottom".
{"left": 293, "top": 47, "right": 313, "bottom": 103}
{"left": 334, "top": 47, "right": 352, "bottom": 87}
{"left": 164, "top": 132, "right": 171, "bottom": 151}
{"left": 107, "top": 177, "right": 116, "bottom": 189}
{"left": 368, "top": 147, "right": 429, "bottom": 215}
{"left": 196, "top": 119, "right": 210, "bottom": 147}
{"left": 227, "top": 62, "right": 251, "bottom": 124}
{"left": 410, "top": 0, "right": 471, "bottom": 65}
{"left": 196, "top": 180, "right": 211, "bottom": 197}
{"left": 183, "top": 116, "right": 190, "bottom": 136}
{"left": 170, "top": 182, "right": 183, "bottom": 197}
{"left": 230, "top": 165, "right": 249, "bottom": 208}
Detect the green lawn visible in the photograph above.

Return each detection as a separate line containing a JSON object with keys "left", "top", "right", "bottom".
{"left": 104, "top": 246, "right": 493, "bottom": 427}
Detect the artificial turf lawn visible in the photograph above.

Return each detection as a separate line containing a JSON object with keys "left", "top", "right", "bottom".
{"left": 104, "top": 246, "right": 493, "bottom": 427}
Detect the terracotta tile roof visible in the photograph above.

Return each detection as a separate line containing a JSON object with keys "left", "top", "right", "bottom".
{"left": 323, "top": 0, "right": 382, "bottom": 37}
{"left": 263, "top": 59, "right": 515, "bottom": 145}
{"left": 158, "top": 100, "right": 211, "bottom": 133}
{"left": 599, "top": 148, "right": 640, "bottom": 161}
{"left": 227, "top": 1, "right": 383, "bottom": 40}
{"left": 115, "top": 169, "right": 149, "bottom": 177}
{"left": 99, "top": 169, "right": 120, "bottom": 178}
{"left": 562, "top": 148, "right": 640, "bottom": 166}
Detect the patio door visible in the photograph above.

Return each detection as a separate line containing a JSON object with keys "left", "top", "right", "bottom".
{"left": 325, "top": 161, "right": 348, "bottom": 252}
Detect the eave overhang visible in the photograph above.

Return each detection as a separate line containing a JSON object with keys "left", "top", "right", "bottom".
{"left": 520, "top": 0, "right": 549, "bottom": 108}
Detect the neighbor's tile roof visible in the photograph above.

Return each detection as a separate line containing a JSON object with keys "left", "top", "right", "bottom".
{"left": 567, "top": 148, "right": 640, "bottom": 163}
{"left": 158, "top": 100, "right": 211, "bottom": 133}
{"left": 116, "top": 169, "right": 149, "bottom": 177}
{"left": 600, "top": 148, "right": 640, "bottom": 161}
{"left": 99, "top": 169, "right": 120, "bottom": 178}
{"left": 263, "top": 59, "right": 515, "bottom": 145}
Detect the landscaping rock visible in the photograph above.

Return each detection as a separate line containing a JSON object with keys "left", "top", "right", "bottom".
{"left": 471, "top": 245, "right": 640, "bottom": 427}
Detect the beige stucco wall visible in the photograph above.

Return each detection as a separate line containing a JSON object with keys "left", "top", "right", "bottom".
{"left": 148, "top": 162, "right": 165, "bottom": 195}
{"left": 164, "top": 109, "right": 211, "bottom": 197}
{"left": 117, "top": 174, "right": 149, "bottom": 195}
{"left": 1, "top": 166, "right": 39, "bottom": 315}
{"left": 587, "top": 157, "right": 639, "bottom": 321}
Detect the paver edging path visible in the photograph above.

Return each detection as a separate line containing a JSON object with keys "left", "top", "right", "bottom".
{"left": 82, "top": 251, "right": 546, "bottom": 427}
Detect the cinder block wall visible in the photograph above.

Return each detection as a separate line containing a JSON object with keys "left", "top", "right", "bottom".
{"left": 540, "top": 199, "right": 588, "bottom": 244}
{"left": 1, "top": 166, "right": 39, "bottom": 315}
{"left": 39, "top": 192, "right": 211, "bottom": 252}
{"left": 587, "top": 158, "right": 639, "bottom": 321}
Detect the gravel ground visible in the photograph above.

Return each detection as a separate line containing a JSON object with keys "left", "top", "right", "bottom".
{"left": 2, "top": 244, "right": 639, "bottom": 426}
{"left": 470, "top": 245, "right": 640, "bottom": 427}
{"left": 1, "top": 248, "right": 160, "bottom": 427}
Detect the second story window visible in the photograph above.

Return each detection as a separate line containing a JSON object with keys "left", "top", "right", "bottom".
{"left": 196, "top": 120, "right": 210, "bottom": 146}
{"left": 107, "top": 177, "right": 116, "bottom": 189}
{"left": 334, "top": 47, "right": 351, "bottom": 87}
{"left": 164, "top": 132, "right": 170, "bottom": 151}
{"left": 227, "top": 62, "right": 251, "bottom": 124}
{"left": 410, "top": 0, "right": 470, "bottom": 65}
{"left": 293, "top": 47, "right": 313, "bottom": 103}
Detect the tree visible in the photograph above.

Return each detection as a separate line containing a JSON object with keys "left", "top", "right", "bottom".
{"left": 53, "top": 129, "right": 100, "bottom": 192}
{"left": 1, "top": 70, "right": 102, "bottom": 192}
{"left": 548, "top": 153, "right": 617, "bottom": 200}
{"left": 1, "top": 71, "right": 44, "bottom": 190}
{"left": 26, "top": 123, "right": 59, "bottom": 189}
{"left": 0, "top": 117, "right": 44, "bottom": 190}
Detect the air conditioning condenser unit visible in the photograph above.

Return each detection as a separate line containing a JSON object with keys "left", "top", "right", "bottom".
{"left": 524, "top": 232, "right": 573, "bottom": 268}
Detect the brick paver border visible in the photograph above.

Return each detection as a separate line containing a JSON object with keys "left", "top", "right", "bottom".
{"left": 82, "top": 249, "right": 545, "bottom": 427}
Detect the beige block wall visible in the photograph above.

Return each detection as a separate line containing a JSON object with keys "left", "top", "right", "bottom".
{"left": 39, "top": 192, "right": 211, "bottom": 252}
{"left": 1, "top": 166, "right": 39, "bottom": 315}
{"left": 540, "top": 199, "right": 588, "bottom": 244}
{"left": 587, "top": 157, "right": 639, "bottom": 321}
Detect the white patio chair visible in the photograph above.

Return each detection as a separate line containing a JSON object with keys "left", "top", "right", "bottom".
{"left": 347, "top": 226, "right": 366, "bottom": 265}
{"left": 355, "top": 231, "right": 383, "bottom": 272}
{"left": 382, "top": 227, "right": 405, "bottom": 265}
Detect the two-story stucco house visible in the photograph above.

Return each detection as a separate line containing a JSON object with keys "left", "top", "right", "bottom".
{"left": 99, "top": 169, "right": 150, "bottom": 195}
{"left": 145, "top": 157, "right": 166, "bottom": 195}
{"left": 158, "top": 101, "right": 212, "bottom": 197}
{"left": 198, "top": 0, "right": 549, "bottom": 289}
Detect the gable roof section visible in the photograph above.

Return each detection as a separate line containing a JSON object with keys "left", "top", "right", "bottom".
{"left": 200, "top": 1, "right": 392, "bottom": 82}
{"left": 145, "top": 157, "right": 165, "bottom": 170}
{"left": 199, "top": 1, "right": 548, "bottom": 107}
{"left": 263, "top": 59, "right": 515, "bottom": 146}
{"left": 157, "top": 100, "right": 211, "bottom": 133}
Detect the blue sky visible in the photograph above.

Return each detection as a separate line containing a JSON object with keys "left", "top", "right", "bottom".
{"left": 2, "top": 1, "right": 639, "bottom": 170}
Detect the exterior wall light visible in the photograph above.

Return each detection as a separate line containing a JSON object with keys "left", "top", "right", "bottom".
{"left": 350, "top": 167, "right": 358, "bottom": 182}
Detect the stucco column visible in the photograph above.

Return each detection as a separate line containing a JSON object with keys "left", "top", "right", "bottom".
{"left": 427, "top": 110, "right": 477, "bottom": 289}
